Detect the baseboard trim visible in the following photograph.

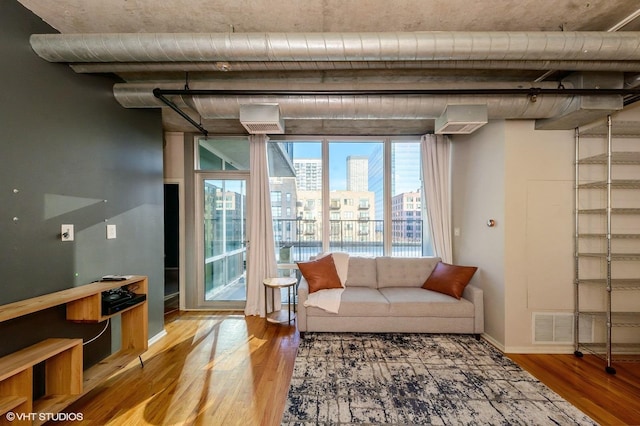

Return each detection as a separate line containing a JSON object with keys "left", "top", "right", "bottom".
{"left": 481, "top": 333, "right": 505, "bottom": 353}
{"left": 504, "top": 345, "right": 574, "bottom": 354}
{"left": 148, "top": 329, "right": 167, "bottom": 347}
{"left": 480, "top": 334, "right": 575, "bottom": 354}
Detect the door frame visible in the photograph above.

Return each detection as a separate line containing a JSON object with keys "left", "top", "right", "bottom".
{"left": 163, "top": 178, "right": 186, "bottom": 311}
{"left": 195, "top": 171, "right": 250, "bottom": 309}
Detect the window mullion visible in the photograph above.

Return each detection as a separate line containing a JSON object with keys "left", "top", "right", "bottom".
{"left": 321, "top": 138, "right": 330, "bottom": 253}
{"left": 383, "top": 137, "right": 392, "bottom": 255}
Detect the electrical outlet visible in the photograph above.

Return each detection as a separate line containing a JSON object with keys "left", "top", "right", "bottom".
{"left": 61, "top": 224, "right": 74, "bottom": 241}
{"left": 106, "top": 224, "right": 117, "bottom": 239}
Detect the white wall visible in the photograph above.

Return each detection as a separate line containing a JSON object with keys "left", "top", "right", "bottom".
{"left": 451, "top": 120, "right": 507, "bottom": 347}
{"left": 164, "top": 132, "right": 185, "bottom": 179}
{"left": 452, "top": 120, "right": 576, "bottom": 352}
{"left": 503, "top": 121, "right": 574, "bottom": 353}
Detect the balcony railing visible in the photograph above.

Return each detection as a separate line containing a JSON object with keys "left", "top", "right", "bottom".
{"left": 273, "top": 218, "right": 424, "bottom": 262}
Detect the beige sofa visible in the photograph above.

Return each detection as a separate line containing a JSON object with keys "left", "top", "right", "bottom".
{"left": 297, "top": 256, "right": 484, "bottom": 337}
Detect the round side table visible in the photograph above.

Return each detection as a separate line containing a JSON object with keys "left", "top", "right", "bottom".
{"left": 263, "top": 277, "right": 297, "bottom": 324}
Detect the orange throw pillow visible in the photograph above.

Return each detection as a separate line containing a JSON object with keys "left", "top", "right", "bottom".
{"left": 297, "top": 254, "right": 343, "bottom": 294}
{"left": 422, "top": 261, "right": 477, "bottom": 299}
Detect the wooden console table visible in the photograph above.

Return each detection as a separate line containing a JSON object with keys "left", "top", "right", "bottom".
{"left": 0, "top": 276, "right": 148, "bottom": 426}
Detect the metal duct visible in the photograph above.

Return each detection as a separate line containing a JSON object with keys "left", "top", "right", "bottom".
{"left": 30, "top": 32, "right": 640, "bottom": 63}
{"left": 31, "top": 32, "right": 636, "bottom": 131}
{"left": 180, "top": 94, "right": 570, "bottom": 120}
{"left": 71, "top": 60, "right": 640, "bottom": 74}
{"left": 113, "top": 81, "right": 568, "bottom": 109}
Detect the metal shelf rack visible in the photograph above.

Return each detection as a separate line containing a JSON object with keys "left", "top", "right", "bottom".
{"left": 574, "top": 115, "right": 640, "bottom": 374}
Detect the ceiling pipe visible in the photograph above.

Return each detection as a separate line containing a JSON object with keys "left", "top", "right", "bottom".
{"left": 144, "top": 87, "right": 578, "bottom": 119}
{"left": 71, "top": 60, "right": 640, "bottom": 73}
{"left": 533, "top": 8, "right": 640, "bottom": 83}
{"left": 181, "top": 94, "right": 572, "bottom": 120}
{"left": 30, "top": 32, "right": 640, "bottom": 63}
{"left": 115, "top": 80, "right": 568, "bottom": 108}
{"left": 155, "top": 88, "right": 640, "bottom": 97}
{"left": 625, "top": 74, "right": 640, "bottom": 88}
{"left": 148, "top": 87, "right": 632, "bottom": 134}
{"left": 607, "top": 7, "right": 640, "bottom": 32}
{"left": 30, "top": 32, "right": 638, "bottom": 134}
{"left": 153, "top": 90, "right": 208, "bottom": 136}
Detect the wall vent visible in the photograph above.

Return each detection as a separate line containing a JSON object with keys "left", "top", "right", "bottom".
{"left": 532, "top": 313, "right": 594, "bottom": 344}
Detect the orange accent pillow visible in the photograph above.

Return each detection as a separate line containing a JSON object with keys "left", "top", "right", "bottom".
{"left": 297, "top": 254, "right": 343, "bottom": 294}
{"left": 422, "top": 261, "right": 478, "bottom": 299}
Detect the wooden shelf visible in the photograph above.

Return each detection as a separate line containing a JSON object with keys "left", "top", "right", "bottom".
{"left": 0, "top": 338, "right": 82, "bottom": 426}
{"left": 0, "top": 276, "right": 148, "bottom": 425}
{"left": 27, "top": 351, "right": 142, "bottom": 426}
{"left": 0, "top": 339, "right": 82, "bottom": 383}
{"left": 0, "top": 276, "right": 147, "bottom": 323}
{"left": 67, "top": 279, "right": 147, "bottom": 323}
{"left": 0, "top": 396, "right": 27, "bottom": 416}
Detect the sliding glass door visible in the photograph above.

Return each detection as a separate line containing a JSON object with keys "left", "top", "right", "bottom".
{"left": 197, "top": 174, "right": 249, "bottom": 309}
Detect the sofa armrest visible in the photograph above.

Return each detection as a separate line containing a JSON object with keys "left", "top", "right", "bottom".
{"left": 462, "top": 284, "right": 484, "bottom": 334}
{"left": 297, "top": 277, "right": 309, "bottom": 332}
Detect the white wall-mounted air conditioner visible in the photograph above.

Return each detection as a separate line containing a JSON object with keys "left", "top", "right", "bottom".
{"left": 435, "top": 104, "right": 488, "bottom": 134}
{"left": 239, "top": 104, "right": 285, "bottom": 134}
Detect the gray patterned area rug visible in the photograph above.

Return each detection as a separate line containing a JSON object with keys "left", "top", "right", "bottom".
{"left": 281, "top": 333, "right": 596, "bottom": 425}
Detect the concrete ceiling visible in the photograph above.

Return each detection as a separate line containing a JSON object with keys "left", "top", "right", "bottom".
{"left": 17, "top": 0, "right": 640, "bottom": 136}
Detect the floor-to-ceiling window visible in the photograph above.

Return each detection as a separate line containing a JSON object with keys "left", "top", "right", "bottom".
{"left": 329, "top": 141, "right": 383, "bottom": 255}
{"left": 184, "top": 135, "right": 431, "bottom": 310}
{"left": 268, "top": 137, "right": 431, "bottom": 263}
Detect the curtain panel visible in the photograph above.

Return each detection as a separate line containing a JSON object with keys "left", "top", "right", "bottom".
{"left": 245, "top": 134, "right": 279, "bottom": 317}
{"left": 421, "top": 134, "right": 453, "bottom": 263}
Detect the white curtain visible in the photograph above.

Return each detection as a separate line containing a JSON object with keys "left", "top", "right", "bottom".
{"left": 421, "top": 134, "right": 453, "bottom": 263}
{"left": 245, "top": 134, "right": 279, "bottom": 317}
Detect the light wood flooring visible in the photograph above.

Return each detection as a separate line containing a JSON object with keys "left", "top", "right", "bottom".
{"left": 55, "top": 311, "right": 640, "bottom": 425}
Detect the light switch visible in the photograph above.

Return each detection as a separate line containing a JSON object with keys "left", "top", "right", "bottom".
{"left": 106, "top": 224, "right": 117, "bottom": 239}
{"left": 61, "top": 224, "right": 74, "bottom": 241}
{"left": 454, "top": 227, "right": 461, "bottom": 237}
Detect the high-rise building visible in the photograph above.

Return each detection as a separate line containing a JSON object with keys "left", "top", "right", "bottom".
{"left": 293, "top": 158, "right": 322, "bottom": 191}
{"left": 391, "top": 190, "right": 422, "bottom": 243}
{"left": 369, "top": 142, "right": 421, "bottom": 221}
{"left": 269, "top": 177, "right": 298, "bottom": 244}
{"left": 347, "top": 155, "right": 368, "bottom": 191}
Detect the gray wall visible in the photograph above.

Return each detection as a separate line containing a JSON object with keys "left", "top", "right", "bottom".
{"left": 0, "top": 1, "right": 164, "bottom": 366}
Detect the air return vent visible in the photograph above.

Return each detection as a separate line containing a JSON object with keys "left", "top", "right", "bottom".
{"left": 434, "top": 104, "right": 488, "bottom": 134}
{"left": 239, "top": 104, "right": 285, "bottom": 134}
{"left": 533, "top": 313, "right": 593, "bottom": 344}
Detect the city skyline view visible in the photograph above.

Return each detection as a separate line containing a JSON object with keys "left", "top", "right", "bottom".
{"left": 290, "top": 140, "right": 422, "bottom": 195}
{"left": 269, "top": 139, "right": 430, "bottom": 260}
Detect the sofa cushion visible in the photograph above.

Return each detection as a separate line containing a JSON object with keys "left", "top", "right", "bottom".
{"left": 376, "top": 257, "right": 441, "bottom": 288}
{"left": 305, "top": 287, "right": 390, "bottom": 317}
{"left": 297, "top": 254, "right": 343, "bottom": 293}
{"left": 379, "top": 287, "right": 475, "bottom": 318}
{"left": 422, "top": 261, "right": 478, "bottom": 299}
{"left": 317, "top": 251, "right": 350, "bottom": 286}
{"left": 345, "top": 257, "right": 378, "bottom": 288}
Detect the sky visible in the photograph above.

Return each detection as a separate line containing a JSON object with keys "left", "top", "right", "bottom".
{"left": 293, "top": 141, "right": 380, "bottom": 190}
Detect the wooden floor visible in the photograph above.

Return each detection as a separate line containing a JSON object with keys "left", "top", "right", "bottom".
{"left": 508, "top": 352, "right": 640, "bottom": 425}
{"left": 55, "top": 311, "right": 640, "bottom": 426}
